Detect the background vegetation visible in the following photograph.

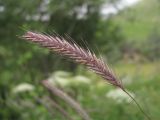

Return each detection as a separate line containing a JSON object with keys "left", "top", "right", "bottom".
{"left": 0, "top": 0, "right": 160, "bottom": 119}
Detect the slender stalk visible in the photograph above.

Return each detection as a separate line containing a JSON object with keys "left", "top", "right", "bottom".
{"left": 37, "top": 97, "right": 55, "bottom": 118}
{"left": 44, "top": 96, "right": 74, "bottom": 120}
{"left": 122, "top": 88, "right": 151, "bottom": 120}
{"left": 41, "top": 80, "right": 91, "bottom": 120}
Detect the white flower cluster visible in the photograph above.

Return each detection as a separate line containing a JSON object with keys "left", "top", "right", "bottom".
{"left": 12, "top": 83, "right": 34, "bottom": 93}
{"left": 48, "top": 71, "right": 91, "bottom": 87}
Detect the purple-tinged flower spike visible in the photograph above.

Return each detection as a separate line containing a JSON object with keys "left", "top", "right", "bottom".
{"left": 22, "top": 31, "right": 122, "bottom": 88}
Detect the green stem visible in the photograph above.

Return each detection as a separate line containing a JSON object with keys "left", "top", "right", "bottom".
{"left": 122, "top": 88, "right": 151, "bottom": 120}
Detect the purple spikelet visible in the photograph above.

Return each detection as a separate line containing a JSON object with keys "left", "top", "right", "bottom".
{"left": 22, "top": 31, "right": 122, "bottom": 88}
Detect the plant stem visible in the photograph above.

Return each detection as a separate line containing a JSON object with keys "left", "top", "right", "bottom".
{"left": 122, "top": 88, "right": 151, "bottom": 120}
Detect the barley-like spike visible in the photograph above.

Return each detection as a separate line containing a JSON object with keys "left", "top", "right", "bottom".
{"left": 22, "top": 31, "right": 122, "bottom": 88}
{"left": 22, "top": 31, "right": 151, "bottom": 120}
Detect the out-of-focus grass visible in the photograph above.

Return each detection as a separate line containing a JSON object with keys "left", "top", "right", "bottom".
{"left": 7, "top": 61, "right": 160, "bottom": 120}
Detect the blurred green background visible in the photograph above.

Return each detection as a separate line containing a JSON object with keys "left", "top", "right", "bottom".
{"left": 0, "top": 0, "right": 160, "bottom": 119}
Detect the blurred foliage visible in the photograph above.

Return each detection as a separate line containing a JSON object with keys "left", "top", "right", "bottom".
{"left": 113, "top": 0, "right": 160, "bottom": 42}
{"left": 142, "top": 28, "right": 160, "bottom": 61}
{"left": 0, "top": 0, "right": 160, "bottom": 119}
